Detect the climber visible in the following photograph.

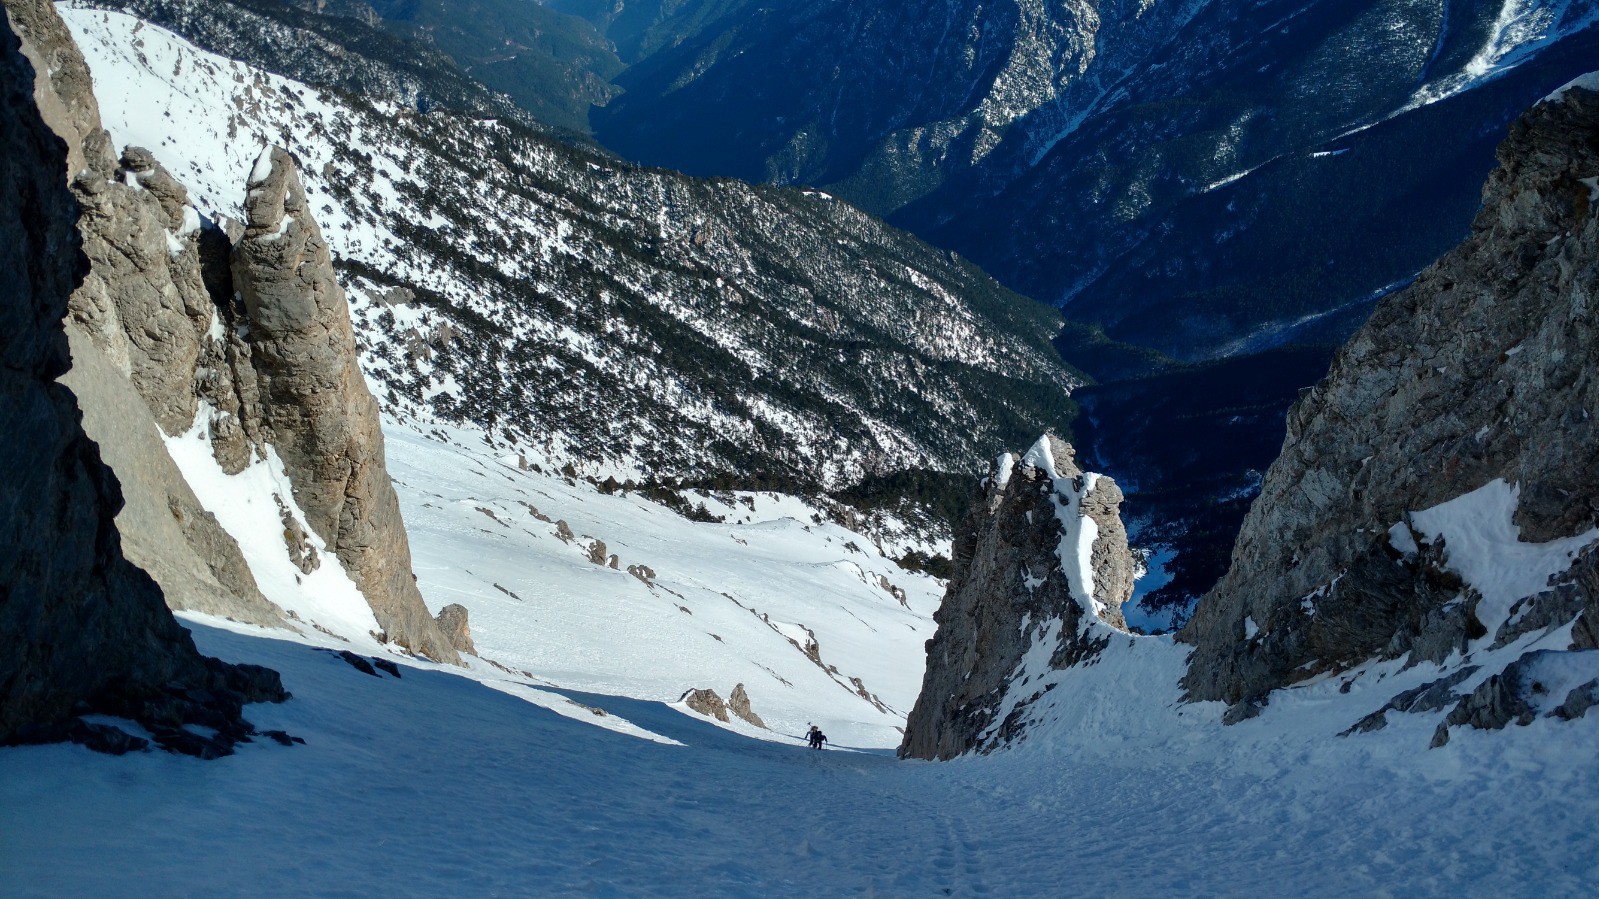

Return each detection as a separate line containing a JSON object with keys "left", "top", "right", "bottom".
{"left": 807, "top": 725, "right": 827, "bottom": 750}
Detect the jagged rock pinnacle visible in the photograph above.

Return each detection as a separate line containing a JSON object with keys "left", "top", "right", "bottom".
{"left": 900, "top": 435, "right": 1133, "bottom": 760}
{"left": 233, "top": 145, "right": 460, "bottom": 664}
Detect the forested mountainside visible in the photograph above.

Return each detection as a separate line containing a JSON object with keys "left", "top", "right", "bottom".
{"left": 67, "top": 0, "right": 1080, "bottom": 504}
{"left": 583, "top": 0, "right": 1598, "bottom": 361}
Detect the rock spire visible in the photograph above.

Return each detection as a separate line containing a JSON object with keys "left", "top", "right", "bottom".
{"left": 900, "top": 435, "right": 1134, "bottom": 759}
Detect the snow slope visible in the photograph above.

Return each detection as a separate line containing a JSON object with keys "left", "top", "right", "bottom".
{"left": 3, "top": 619, "right": 1596, "bottom": 896}
{"left": 385, "top": 422, "right": 939, "bottom": 747}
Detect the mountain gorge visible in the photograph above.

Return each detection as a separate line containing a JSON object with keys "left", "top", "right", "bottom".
{"left": 903, "top": 74, "right": 1599, "bottom": 757}
{"left": 580, "top": 0, "right": 1597, "bottom": 354}
{"left": 543, "top": 0, "right": 1599, "bottom": 617}
{"left": 4, "top": 0, "right": 1599, "bottom": 892}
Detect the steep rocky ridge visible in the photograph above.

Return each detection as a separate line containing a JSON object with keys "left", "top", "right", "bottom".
{"left": 62, "top": 5, "right": 1082, "bottom": 497}
{"left": 900, "top": 435, "right": 1134, "bottom": 759}
{"left": 0, "top": 7, "right": 285, "bottom": 753}
{"left": 1180, "top": 79, "right": 1599, "bottom": 734}
{"left": 10, "top": 0, "right": 456, "bottom": 660}
{"left": 233, "top": 145, "right": 459, "bottom": 663}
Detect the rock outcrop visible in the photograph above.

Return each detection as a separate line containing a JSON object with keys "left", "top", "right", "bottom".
{"left": 1180, "top": 80, "right": 1599, "bottom": 720}
{"left": 900, "top": 435, "right": 1134, "bottom": 759}
{"left": 434, "top": 603, "right": 477, "bottom": 657}
{"left": 0, "top": 10, "right": 285, "bottom": 754}
{"left": 233, "top": 146, "right": 459, "bottom": 665}
{"left": 682, "top": 688, "right": 730, "bottom": 722}
{"left": 729, "top": 683, "right": 766, "bottom": 729}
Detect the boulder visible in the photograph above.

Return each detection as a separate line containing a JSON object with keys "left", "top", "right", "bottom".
{"left": 682, "top": 688, "right": 730, "bottom": 722}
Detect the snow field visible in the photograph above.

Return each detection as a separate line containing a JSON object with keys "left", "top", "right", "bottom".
{"left": 3, "top": 619, "right": 1597, "bottom": 897}
{"left": 385, "top": 421, "right": 940, "bottom": 748}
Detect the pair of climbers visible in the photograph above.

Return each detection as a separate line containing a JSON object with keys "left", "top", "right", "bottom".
{"left": 805, "top": 724, "right": 828, "bottom": 750}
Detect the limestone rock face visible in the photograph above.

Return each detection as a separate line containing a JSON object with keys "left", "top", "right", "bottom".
{"left": 1, "top": 0, "right": 112, "bottom": 181}
{"left": 67, "top": 144, "right": 213, "bottom": 435}
{"left": 900, "top": 435, "right": 1134, "bottom": 760}
{"left": 233, "top": 147, "right": 458, "bottom": 664}
{"left": 9, "top": 0, "right": 208, "bottom": 434}
{"left": 61, "top": 323, "right": 283, "bottom": 628}
{"left": 1180, "top": 83, "right": 1599, "bottom": 713}
{"left": 0, "top": 12, "right": 284, "bottom": 752}
{"left": 435, "top": 603, "right": 477, "bottom": 657}
{"left": 2, "top": 0, "right": 286, "bottom": 629}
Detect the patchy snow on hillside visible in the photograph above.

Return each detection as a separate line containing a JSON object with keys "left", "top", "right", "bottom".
{"left": 61, "top": 4, "right": 1078, "bottom": 486}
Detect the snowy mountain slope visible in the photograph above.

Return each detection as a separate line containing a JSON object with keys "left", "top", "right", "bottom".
{"left": 385, "top": 422, "right": 939, "bottom": 746}
{"left": 62, "top": 3, "right": 1078, "bottom": 494}
{"left": 3, "top": 612, "right": 1596, "bottom": 895}
{"left": 106, "top": 326, "right": 938, "bottom": 745}
{"left": 22, "top": 2, "right": 970, "bottom": 745}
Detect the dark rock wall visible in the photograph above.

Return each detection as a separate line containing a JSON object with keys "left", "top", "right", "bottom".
{"left": 4, "top": 0, "right": 286, "bottom": 628}
{"left": 0, "top": 11, "right": 284, "bottom": 751}
{"left": 1181, "top": 83, "right": 1599, "bottom": 710}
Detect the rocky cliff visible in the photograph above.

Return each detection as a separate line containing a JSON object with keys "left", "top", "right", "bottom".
{"left": 4, "top": 0, "right": 286, "bottom": 628}
{"left": 0, "top": 8, "right": 285, "bottom": 754}
{"left": 233, "top": 146, "right": 459, "bottom": 664}
{"left": 1180, "top": 79, "right": 1599, "bottom": 733}
{"left": 900, "top": 435, "right": 1134, "bottom": 759}
{"left": 6, "top": 0, "right": 456, "bottom": 659}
